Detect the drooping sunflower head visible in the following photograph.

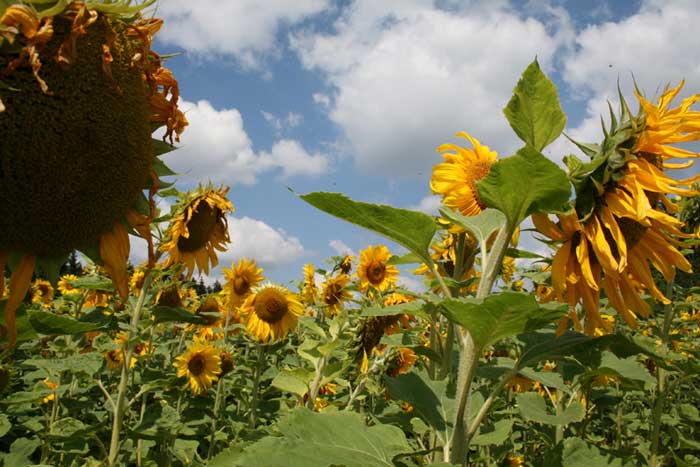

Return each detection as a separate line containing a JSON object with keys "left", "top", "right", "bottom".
{"left": 241, "top": 283, "right": 304, "bottom": 343}
{"left": 357, "top": 244, "right": 399, "bottom": 291}
{"left": 389, "top": 347, "right": 418, "bottom": 376}
{"left": 335, "top": 255, "right": 354, "bottom": 275}
{"left": 155, "top": 284, "right": 182, "bottom": 308}
{"left": 0, "top": 1, "right": 187, "bottom": 346}
{"left": 161, "top": 185, "right": 234, "bottom": 279}
{"left": 221, "top": 257, "right": 264, "bottom": 309}
{"left": 430, "top": 132, "right": 498, "bottom": 217}
{"left": 321, "top": 273, "right": 352, "bottom": 316}
{"left": 174, "top": 339, "right": 222, "bottom": 396}
{"left": 32, "top": 279, "right": 54, "bottom": 306}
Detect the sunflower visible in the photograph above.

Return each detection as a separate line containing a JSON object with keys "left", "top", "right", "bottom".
{"left": 160, "top": 185, "right": 234, "bottom": 278}
{"left": 0, "top": 1, "right": 186, "bottom": 346}
{"left": 129, "top": 268, "right": 146, "bottom": 296}
{"left": 32, "top": 279, "right": 54, "bottom": 306}
{"left": 104, "top": 349, "right": 124, "bottom": 372}
{"left": 430, "top": 132, "right": 498, "bottom": 217}
{"left": 357, "top": 245, "right": 399, "bottom": 291}
{"left": 40, "top": 378, "right": 58, "bottom": 404}
{"left": 193, "top": 296, "right": 225, "bottom": 340}
{"left": 222, "top": 257, "right": 264, "bottom": 309}
{"left": 155, "top": 284, "right": 182, "bottom": 308}
{"left": 390, "top": 347, "right": 417, "bottom": 376}
{"left": 300, "top": 263, "right": 318, "bottom": 305}
{"left": 537, "top": 81, "right": 700, "bottom": 334}
{"left": 335, "top": 255, "right": 354, "bottom": 275}
{"left": 242, "top": 283, "right": 304, "bottom": 343}
{"left": 321, "top": 273, "right": 352, "bottom": 315}
{"left": 414, "top": 230, "right": 478, "bottom": 291}
{"left": 174, "top": 339, "right": 222, "bottom": 396}
{"left": 57, "top": 274, "right": 80, "bottom": 296}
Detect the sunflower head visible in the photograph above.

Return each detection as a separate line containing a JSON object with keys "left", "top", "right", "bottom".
{"left": 430, "top": 132, "right": 497, "bottom": 217}
{"left": 32, "top": 279, "right": 54, "bottom": 306}
{"left": 301, "top": 263, "right": 318, "bottom": 305}
{"left": 335, "top": 255, "right": 354, "bottom": 275}
{"left": 0, "top": 1, "right": 186, "bottom": 346}
{"left": 357, "top": 244, "right": 399, "bottom": 291}
{"left": 242, "top": 283, "right": 304, "bottom": 343}
{"left": 222, "top": 257, "right": 264, "bottom": 308}
{"left": 174, "top": 339, "right": 222, "bottom": 396}
{"left": 321, "top": 273, "right": 352, "bottom": 316}
{"left": 161, "top": 185, "right": 234, "bottom": 278}
{"left": 155, "top": 284, "right": 182, "bottom": 308}
{"left": 57, "top": 274, "right": 80, "bottom": 296}
{"left": 389, "top": 347, "right": 417, "bottom": 376}
{"left": 219, "top": 350, "right": 234, "bottom": 376}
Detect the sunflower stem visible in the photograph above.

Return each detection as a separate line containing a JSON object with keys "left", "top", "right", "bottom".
{"left": 650, "top": 280, "right": 675, "bottom": 467}
{"left": 449, "top": 222, "right": 515, "bottom": 466}
{"left": 306, "top": 354, "right": 328, "bottom": 410}
{"left": 207, "top": 307, "right": 232, "bottom": 459}
{"left": 249, "top": 344, "right": 266, "bottom": 429}
{"left": 107, "top": 272, "right": 153, "bottom": 467}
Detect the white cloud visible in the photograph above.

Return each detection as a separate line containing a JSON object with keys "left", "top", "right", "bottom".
{"left": 261, "top": 111, "right": 304, "bottom": 131}
{"left": 156, "top": 0, "right": 330, "bottom": 67}
{"left": 163, "top": 100, "right": 328, "bottom": 185}
{"left": 258, "top": 139, "right": 329, "bottom": 178}
{"left": 396, "top": 274, "right": 424, "bottom": 293}
{"left": 329, "top": 239, "right": 353, "bottom": 256}
{"left": 312, "top": 92, "right": 331, "bottom": 107}
{"left": 222, "top": 216, "right": 305, "bottom": 267}
{"left": 291, "top": 1, "right": 573, "bottom": 175}
{"left": 410, "top": 195, "right": 442, "bottom": 215}
{"left": 552, "top": 1, "right": 700, "bottom": 167}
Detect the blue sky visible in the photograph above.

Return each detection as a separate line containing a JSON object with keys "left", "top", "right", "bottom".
{"left": 132, "top": 0, "right": 700, "bottom": 288}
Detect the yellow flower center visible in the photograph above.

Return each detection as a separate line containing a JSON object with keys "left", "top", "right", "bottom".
{"left": 233, "top": 276, "right": 250, "bottom": 296}
{"left": 178, "top": 202, "right": 219, "bottom": 252}
{"left": 254, "top": 288, "right": 288, "bottom": 324}
{"left": 367, "top": 261, "right": 386, "bottom": 285}
{"left": 187, "top": 354, "right": 206, "bottom": 376}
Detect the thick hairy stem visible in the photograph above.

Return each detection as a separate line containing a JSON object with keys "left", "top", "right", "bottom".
{"left": 306, "top": 355, "right": 328, "bottom": 410}
{"left": 450, "top": 223, "right": 515, "bottom": 466}
{"left": 108, "top": 272, "right": 153, "bottom": 467}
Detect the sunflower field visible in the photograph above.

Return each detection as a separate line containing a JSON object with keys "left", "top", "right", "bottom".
{"left": 1, "top": 2, "right": 700, "bottom": 467}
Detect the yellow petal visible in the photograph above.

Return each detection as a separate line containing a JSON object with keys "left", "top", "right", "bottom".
{"left": 99, "top": 222, "right": 130, "bottom": 299}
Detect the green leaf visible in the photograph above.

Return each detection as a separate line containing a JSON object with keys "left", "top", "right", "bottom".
{"left": 69, "top": 275, "right": 115, "bottom": 292}
{"left": 152, "top": 306, "right": 208, "bottom": 325}
{"left": 543, "top": 437, "right": 634, "bottom": 466}
{"left": 518, "top": 368, "right": 570, "bottom": 394}
{"left": 470, "top": 418, "right": 514, "bottom": 446}
{"left": 440, "top": 292, "right": 567, "bottom": 350}
{"left": 597, "top": 352, "right": 654, "bottom": 385}
{"left": 231, "top": 408, "right": 410, "bottom": 467}
{"left": 271, "top": 371, "right": 309, "bottom": 397}
{"left": 361, "top": 300, "right": 430, "bottom": 318}
{"left": 0, "top": 414, "right": 11, "bottom": 437}
{"left": 300, "top": 192, "right": 436, "bottom": 266}
{"left": 516, "top": 392, "right": 585, "bottom": 425}
{"left": 503, "top": 59, "right": 566, "bottom": 151}
{"left": 152, "top": 138, "right": 177, "bottom": 157}
{"left": 438, "top": 208, "right": 506, "bottom": 248}
{"left": 28, "top": 311, "right": 107, "bottom": 335}
{"left": 388, "top": 252, "right": 422, "bottom": 265}
{"left": 477, "top": 146, "right": 571, "bottom": 228}
{"left": 384, "top": 371, "right": 454, "bottom": 434}
{"left": 0, "top": 438, "right": 40, "bottom": 467}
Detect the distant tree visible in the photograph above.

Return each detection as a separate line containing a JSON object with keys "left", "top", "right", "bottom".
{"left": 195, "top": 278, "right": 207, "bottom": 296}
{"left": 210, "top": 280, "right": 222, "bottom": 294}
{"left": 60, "top": 251, "right": 82, "bottom": 276}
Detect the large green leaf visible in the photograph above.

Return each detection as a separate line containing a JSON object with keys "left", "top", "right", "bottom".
{"left": 384, "top": 371, "right": 454, "bottom": 434}
{"left": 503, "top": 59, "right": 566, "bottom": 151}
{"left": 439, "top": 292, "right": 567, "bottom": 350}
{"left": 470, "top": 419, "right": 514, "bottom": 446}
{"left": 516, "top": 392, "right": 585, "bottom": 425}
{"left": 28, "top": 311, "right": 107, "bottom": 335}
{"left": 477, "top": 145, "right": 571, "bottom": 228}
{"left": 227, "top": 409, "right": 411, "bottom": 467}
{"left": 152, "top": 306, "right": 208, "bottom": 325}
{"left": 543, "top": 437, "right": 634, "bottom": 467}
{"left": 438, "top": 207, "right": 506, "bottom": 247}
{"left": 300, "top": 192, "right": 437, "bottom": 265}
{"left": 361, "top": 300, "right": 430, "bottom": 318}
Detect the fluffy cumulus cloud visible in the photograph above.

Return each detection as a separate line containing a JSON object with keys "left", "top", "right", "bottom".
{"left": 553, "top": 1, "right": 700, "bottom": 159}
{"left": 164, "top": 100, "right": 328, "bottom": 185}
{"left": 291, "top": 1, "right": 574, "bottom": 175}
{"left": 409, "top": 195, "right": 442, "bottom": 215}
{"left": 329, "top": 239, "right": 353, "bottom": 256}
{"left": 221, "top": 216, "right": 305, "bottom": 268}
{"left": 156, "top": 0, "right": 330, "bottom": 67}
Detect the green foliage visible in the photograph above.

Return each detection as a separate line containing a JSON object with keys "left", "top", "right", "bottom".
{"left": 477, "top": 145, "right": 571, "bottom": 228}
{"left": 516, "top": 392, "right": 585, "bottom": 425}
{"left": 300, "top": 192, "right": 437, "bottom": 266}
{"left": 217, "top": 409, "right": 410, "bottom": 467}
{"left": 439, "top": 292, "right": 567, "bottom": 350}
{"left": 503, "top": 58, "right": 567, "bottom": 151}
